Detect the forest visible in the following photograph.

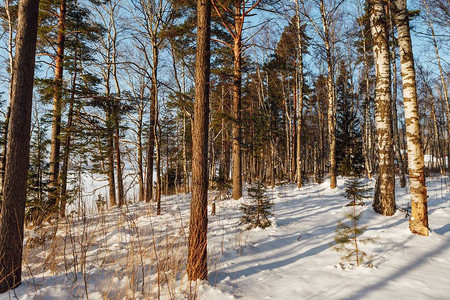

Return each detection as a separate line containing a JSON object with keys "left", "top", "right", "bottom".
{"left": 0, "top": 0, "right": 449, "bottom": 298}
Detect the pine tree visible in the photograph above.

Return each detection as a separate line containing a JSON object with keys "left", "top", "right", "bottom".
{"left": 0, "top": 0, "right": 40, "bottom": 292}
{"left": 26, "top": 112, "right": 50, "bottom": 226}
{"left": 187, "top": 0, "right": 211, "bottom": 281}
{"left": 336, "top": 61, "right": 364, "bottom": 176}
{"left": 333, "top": 178, "right": 375, "bottom": 268}
{"left": 343, "top": 177, "right": 371, "bottom": 207}
{"left": 239, "top": 181, "right": 273, "bottom": 230}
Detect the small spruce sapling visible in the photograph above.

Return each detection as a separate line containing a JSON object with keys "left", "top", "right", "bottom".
{"left": 333, "top": 178, "right": 375, "bottom": 268}
{"left": 343, "top": 177, "right": 371, "bottom": 206}
{"left": 239, "top": 181, "right": 272, "bottom": 229}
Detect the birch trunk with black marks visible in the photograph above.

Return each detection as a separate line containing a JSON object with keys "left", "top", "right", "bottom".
{"left": 316, "top": 0, "right": 337, "bottom": 189}
{"left": 370, "top": 0, "right": 395, "bottom": 216}
{"left": 394, "top": 0, "right": 429, "bottom": 236}
{"left": 295, "top": 0, "right": 304, "bottom": 188}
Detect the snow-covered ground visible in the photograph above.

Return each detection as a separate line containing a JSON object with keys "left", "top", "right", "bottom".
{"left": 1, "top": 176, "right": 449, "bottom": 299}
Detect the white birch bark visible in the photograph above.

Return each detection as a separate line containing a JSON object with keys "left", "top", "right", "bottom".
{"left": 295, "top": 0, "right": 304, "bottom": 188}
{"left": 370, "top": 0, "right": 395, "bottom": 216}
{"left": 394, "top": 0, "right": 429, "bottom": 236}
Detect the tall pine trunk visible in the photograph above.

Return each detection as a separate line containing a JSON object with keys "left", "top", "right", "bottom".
{"left": 0, "top": 107, "right": 10, "bottom": 199}
{"left": 187, "top": 0, "right": 211, "bottom": 281}
{"left": 370, "top": 0, "right": 395, "bottom": 216}
{"left": 0, "top": 0, "right": 39, "bottom": 292}
{"left": 394, "top": 0, "right": 429, "bottom": 236}
{"left": 232, "top": 12, "right": 242, "bottom": 200}
{"left": 48, "top": 0, "right": 66, "bottom": 209}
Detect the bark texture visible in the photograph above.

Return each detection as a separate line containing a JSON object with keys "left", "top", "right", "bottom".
{"left": 232, "top": 9, "right": 242, "bottom": 200}
{"left": 394, "top": 0, "right": 429, "bottom": 236}
{"left": 388, "top": 8, "right": 407, "bottom": 188}
{"left": 0, "top": 0, "right": 39, "bottom": 292}
{"left": 48, "top": 0, "right": 67, "bottom": 208}
{"left": 370, "top": 0, "right": 395, "bottom": 216}
{"left": 319, "top": 0, "right": 337, "bottom": 189}
{"left": 187, "top": 0, "right": 211, "bottom": 281}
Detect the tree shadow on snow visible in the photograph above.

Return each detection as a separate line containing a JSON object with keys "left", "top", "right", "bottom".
{"left": 346, "top": 238, "right": 450, "bottom": 300}
{"left": 434, "top": 223, "right": 450, "bottom": 235}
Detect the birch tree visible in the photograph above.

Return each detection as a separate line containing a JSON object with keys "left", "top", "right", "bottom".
{"left": 356, "top": 1, "right": 374, "bottom": 179}
{"left": 421, "top": 0, "right": 450, "bottom": 172}
{"left": 294, "top": 0, "right": 304, "bottom": 188}
{"left": 394, "top": 0, "right": 429, "bottom": 236}
{"left": 370, "top": 0, "right": 395, "bottom": 216}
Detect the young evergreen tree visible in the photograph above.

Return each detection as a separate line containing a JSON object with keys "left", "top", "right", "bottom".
{"left": 343, "top": 177, "right": 371, "bottom": 206}
{"left": 239, "top": 181, "right": 273, "bottom": 230}
{"left": 58, "top": 4, "right": 102, "bottom": 216}
{"left": 26, "top": 111, "right": 50, "bottom": 225}
{"left": 333, "top": 178, "right": 375, "bottom": 268}
{"left": 336, "top": 61, "right": 363, "bottom": 176}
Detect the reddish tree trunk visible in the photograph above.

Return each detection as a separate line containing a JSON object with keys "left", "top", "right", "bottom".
{"left": 0, "top": 0, "right": 40, "bottom": 292}
{"left": 187, "top": 0, "right": 211, "bottom": 281}
{"left": 48, "top": 0, "right": 67, "bottom": 208}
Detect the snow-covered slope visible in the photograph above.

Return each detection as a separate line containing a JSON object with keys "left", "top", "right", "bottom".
{"left": 1, "top": 176, "right": 449, "bottom": 299}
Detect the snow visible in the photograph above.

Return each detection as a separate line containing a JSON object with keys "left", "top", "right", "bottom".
{"left": 2, "top": 176, "right": 450, "bottom": 299}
